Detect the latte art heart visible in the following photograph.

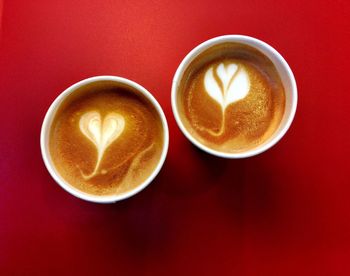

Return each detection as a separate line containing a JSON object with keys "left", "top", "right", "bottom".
{"left": 201, "top": 63, "right": 250, "bottom": 136}
{"left": 79, "top": 111, "right": 125, "bottom": 179}
{"left": 204, "top": 62, "right": 250, "bottom": 110}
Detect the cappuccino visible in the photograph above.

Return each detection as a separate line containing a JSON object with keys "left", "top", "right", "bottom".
{"left": 49, "top": 81, "right": 164, "bottom": 196}
{"left": 175, "top": 42, "right": 285, "bottom": 153}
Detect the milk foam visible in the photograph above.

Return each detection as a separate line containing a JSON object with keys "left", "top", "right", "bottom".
{"left": 204, "top": 63, "right": 250, "bottom": 109}
{"left": 79, "top": 111, "right": 125, "bottom": 179}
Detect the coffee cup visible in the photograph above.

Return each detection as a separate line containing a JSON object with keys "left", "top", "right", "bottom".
{"left": 41, "top": 76, "right": 169, "bottom": 203}
{"left": 171, "top": 35, "right": 297, "bottom": 158}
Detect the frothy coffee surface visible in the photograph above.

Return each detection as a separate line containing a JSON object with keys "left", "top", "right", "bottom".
{"left": 176, "top": 43, "right": 285, "bottom": 152}
{"left": 50, "top": 81, "right": 164, "bottom": 196}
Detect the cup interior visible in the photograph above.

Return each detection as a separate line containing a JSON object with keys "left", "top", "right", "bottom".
{"left": 41, "top": 76, "right": 169, "bottom": 203}
{"left": 171, "top": 35, "right": 297, "bottom": 158}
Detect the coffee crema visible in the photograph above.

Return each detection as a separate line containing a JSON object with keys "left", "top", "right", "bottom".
{"left": 49, "top": 81, "right": 164, "bottom": 196}
{"left": 176, "top": 43, "right": 285, "bottom": 152}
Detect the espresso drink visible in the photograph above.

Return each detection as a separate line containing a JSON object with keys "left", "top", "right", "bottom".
{"left": 49, "top": 81, "right": 164, "bottom": 196}
{"left": 176, "top": 43, "right": 285, "bottom": 152}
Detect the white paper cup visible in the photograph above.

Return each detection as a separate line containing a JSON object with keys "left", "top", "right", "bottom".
{"left": 171, "top": 35, "right": 297, "bottom": 158}
{"left": 41, "top": 76, "right": 169, "bottom": 203}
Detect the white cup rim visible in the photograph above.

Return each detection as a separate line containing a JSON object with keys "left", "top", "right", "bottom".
{"left": 40, "top": 76, "right": 169, "bottom": 203}
{"left": 171, "top": 34, "right": 298, "bottom": 158}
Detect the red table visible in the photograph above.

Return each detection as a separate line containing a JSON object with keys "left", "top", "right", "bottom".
{"left": 1, "top": 0, "right": 350, "bottom": 275}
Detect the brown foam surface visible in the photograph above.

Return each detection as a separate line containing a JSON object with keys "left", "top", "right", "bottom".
{"left": 50, "top": 81, "right": 164, "bottom": 196}
{"left": 177, "top": 43, "right": 285, "bottom": 153}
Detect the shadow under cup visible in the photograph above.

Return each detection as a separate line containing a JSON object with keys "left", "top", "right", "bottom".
{"left": 171, "top": 35, "right": 298, "bottom": 158}
{"left": 41, "top": 76, "right": 169, "bottom": 203}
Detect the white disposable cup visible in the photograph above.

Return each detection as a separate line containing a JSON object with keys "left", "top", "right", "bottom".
{"left": 171, "top": 35, "right": 297, "bottom": 158}
{"left": 41, "top": 76, "right": 169, "bottom": 203}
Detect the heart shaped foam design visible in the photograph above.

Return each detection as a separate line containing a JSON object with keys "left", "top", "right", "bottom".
{"left": 204, "top": 62, "right": 250, "bottom": 109}
{"left": 79, "top": 111, "right": 125, "bottom": 179}
{"left": 199, "top": 62, "right": 251, "bottom": 137}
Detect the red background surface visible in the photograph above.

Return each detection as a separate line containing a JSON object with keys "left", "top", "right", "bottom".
{"left": 1, "top": 0, "right": 350, "bottom": 275}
